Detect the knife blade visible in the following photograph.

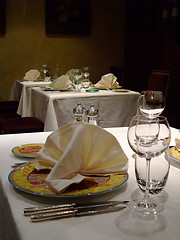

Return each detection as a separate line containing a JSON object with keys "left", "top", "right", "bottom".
{"left": 30, "top": 206, "right": 126, "bottom": 222}
{"left": 24, "top": 200, "right": 129, "bottom": 216}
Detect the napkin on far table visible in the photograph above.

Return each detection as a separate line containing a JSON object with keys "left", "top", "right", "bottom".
{"left": 49, "top": 75, "right": 71, "bottom": 89}
{"left": 175, "top": 129, "right": 180, "bottom": 150}
{"left": 23, "top": 69, "right": 41, "bottom": 80}
{"left": 94, "top": 73, "right": 120, "bottom": 88}
{"left": 35, "top": 122, "right": 128, "bottom": 193}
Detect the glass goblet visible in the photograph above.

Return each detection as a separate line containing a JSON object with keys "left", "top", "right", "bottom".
{"left": 138, "top": 91, "right": 165, "bottom": 119}
{"left": 127, "top": 115, "right": 171, "bottom": 214}
{"left": 135, "top": 148, "right": 170, "bottom": 212}
{"left": 70, "top": 69, "right": 83, "bottom": 92}
{"left": 81, "top": 67, "right": 91, "bottom": 88}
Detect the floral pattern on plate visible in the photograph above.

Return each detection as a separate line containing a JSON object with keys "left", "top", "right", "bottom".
{"left": 8, "top": 162, "right": 128, "bottom": 198}
{"left": 12, "top": 144, "right": 44, "bottom": 158}
{"left": 170, "top": 146, "right": 180, "bottom": 162}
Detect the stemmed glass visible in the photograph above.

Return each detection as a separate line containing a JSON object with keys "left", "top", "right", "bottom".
{"left": 81, "top": 67, "right": 91, "bottom": 88}
{"left": 138, "top": 91, "right": 165, "bottom": 119}
{"left": 127, "top": 115, "right": 171, "bottom": 214}
{"left": 70, "top": 69, "right": 83, "bottom": 92}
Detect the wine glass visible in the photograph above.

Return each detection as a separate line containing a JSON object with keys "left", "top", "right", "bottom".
{"left": 70, "top": 69, "right": 83, "bottom": 92}
{"left": 127, "top": 115, "right": 171, "bottom": 214}
{"left": 81, "top": 67, "right": 91, "bottom": 88}
{"left": 138, "top": 91, "right": 165, "bottom": 119}
{"left": 41, "top": 64, "right": 51, "bottom": 81}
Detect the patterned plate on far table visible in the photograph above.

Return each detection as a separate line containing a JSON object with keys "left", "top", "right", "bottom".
{"left": 92, "top": 86, "right": 122, "bottom": 90}
{"left": 170, "top": 146, "right": 180, "bottom": 163}
{"left": 112, "top": 89, "right": 129, "bottom": 92}
{"left": 8, "top": 162, "right": 128, "bottom": 198}
{"left": 12, "top": 144, "right": 44, "bottom": 158}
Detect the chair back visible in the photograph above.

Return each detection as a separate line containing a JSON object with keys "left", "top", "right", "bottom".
{"left": 148, "top": 70, "right": 170, "bottom": 98}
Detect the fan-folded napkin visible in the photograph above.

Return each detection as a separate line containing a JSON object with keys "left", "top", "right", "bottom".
{"left": 94, "top": 73, "right": 120, "bottom": 88}
{"left": 35, "top": 122, "right": 128, "bottom": 193}
{"left": 65, "top": 69, "right": 75, "bottom": 78}
{"left": 23, "top": 69, "right": 40, "bottom": 80}
{"left": 49, "top": 75, "right": 71, "bottom": 89}
{"left": 175, "top": 129, "right": 180, "bottom": 150}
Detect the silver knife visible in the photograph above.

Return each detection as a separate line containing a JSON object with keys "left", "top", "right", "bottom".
{"left": 24, "top": 200, "right": 129, "bottom": 216}
{"left": 30, "top": 206, "right": 126, "bottom": 222}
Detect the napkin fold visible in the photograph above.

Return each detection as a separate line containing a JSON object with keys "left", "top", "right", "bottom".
{"left": 94, "top": 73, "right": 120, "bottom": 88}
{"left": 65, "top": 69, "right": 75, "bottom": 78}
{"left": 175, "top": 129, "right": 180, "bottom": 150}
{"left": 23, "top": 69, "right": 40, "bottom": 80}
{"left": 49, "top": 75, "right": 71, "bottom": 89}
{"left": 36, "top": 123, "right": 128, "bottom": 193}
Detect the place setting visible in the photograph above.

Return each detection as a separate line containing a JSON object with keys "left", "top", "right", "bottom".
{"left": 22, "top": 69, "right": 44, "bottom": 82}
{"left": 8, "top": 122, "right": 129, "bottom": 221}
{"left": 11, "top": 143, "right": 44, "bottom": 168}
{"left": 40, "top": 74, "right": 74, "bottom": 92}
{"left": 90, "top": 73, "right": 129, "bottom": 92}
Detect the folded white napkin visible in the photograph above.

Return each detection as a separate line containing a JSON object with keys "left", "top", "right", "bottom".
{"left": 23, "top": 69, "right": 40, "bottom": 80}
{"left": 94, "top": 73, "right": 120, "bottom": 88}
{"left": 36, "top": 122, "right": 128, "bottom": 193}
{"left": 65, "top": 69, "right": 75, "bottom": 78}
{"left": 49, "top": 75, "right": 71, "bottom": 89}
{"left": 175, "top": 130, "right": 180, "bottom": 150}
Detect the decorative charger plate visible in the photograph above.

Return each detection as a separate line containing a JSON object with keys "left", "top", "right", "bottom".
{"left": 92, "top": 86, "right": 122, "bottom": 90}
{"left": 40, "top": 86, "right": 73, "bottom": 91}
{"left": 43, "top": 88, "right": 74, "bottom": 92}
{"left": 8, "top": 162, "right": 128, "bottom": 198}
{"left": 170, "top": 146, "right": 180, "bottom": 163}
{"left": 12, "top": 144, "right": 44, "bottom": 158}
{"left": 112, "top": 89, "right": 129, "bottom": 92}
{"left": 22, "top": 79, "right": 45, "bottom": 82}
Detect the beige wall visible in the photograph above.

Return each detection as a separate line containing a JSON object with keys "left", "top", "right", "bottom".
{"left": 0, "top": 0, "right": 125, "bottom": 101}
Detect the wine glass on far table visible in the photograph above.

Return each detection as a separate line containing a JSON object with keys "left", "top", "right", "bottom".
{"left": 70, "top": 69, "right": 83, "bottom": 92}
{"left": 81, "top": 67, "right": 91, "bottom": 88}
{"left": 138, "top": 91, "right": 165, "bottom": 119}
{"left": 127, "top": 115, "right": 171, "bottom": 214}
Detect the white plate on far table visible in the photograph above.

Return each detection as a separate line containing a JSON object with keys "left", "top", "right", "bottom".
{"left": 41, "top": 86, "right": 74, "bottom": 92}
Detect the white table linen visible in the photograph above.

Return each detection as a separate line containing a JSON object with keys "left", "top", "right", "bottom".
{"left": 0, "top": 127, "right": 179, "bottom": 240}
{"left": 30, "top": 87, "right": 140, "bottom": 131}
{"left": 9, "top": 80, "right": 51, "bottom": 116}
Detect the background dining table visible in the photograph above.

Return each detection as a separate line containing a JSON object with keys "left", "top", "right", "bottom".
{"left": 9, "top": 80, "right": 51, "bottom": 102}
{"left": 9, "top": 80, "right": 51, "bottom": 118}
{"left": 24, "top": 87, "right": 140, "bottom": 131}
{"left": 0, "top": 126, "right": 179, "bottom": 240}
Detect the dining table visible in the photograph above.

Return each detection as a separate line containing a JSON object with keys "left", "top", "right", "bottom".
{"left": 0, "top": 126, "right": 179, "bottom": 240}
{"left": 9, "top": 80, "right": 51, "bottom": 116}
{"left": 24, "top": 87, "right": 140, "bottom": 131}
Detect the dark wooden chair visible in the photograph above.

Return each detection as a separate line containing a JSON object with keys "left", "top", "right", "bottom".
{"left": 148, "top": 70, "right": 170, "bottom": 99}
{"left": 0, "top": 101, "right": 20, "bottom": 120}
{"left": 0, "top": 117, "right": 44, "bottom": 134}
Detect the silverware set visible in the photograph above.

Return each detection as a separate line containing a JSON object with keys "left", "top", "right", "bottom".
{"left": 24, "top": 200, "right": 129, "bottom": 222}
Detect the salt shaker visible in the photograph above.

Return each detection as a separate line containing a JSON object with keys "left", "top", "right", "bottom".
{"left": 73, "top": 103, "right": 86, "bottom": 122}
{"left": 86, "top": 104, "right": 98, "bottom": 125}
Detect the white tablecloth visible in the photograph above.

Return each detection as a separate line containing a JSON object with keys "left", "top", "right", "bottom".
{"left": 9, "top": 80, "right": 51, "bottom": 115}
{"left": 30, "top": 88, "right": 140, "bottom": 131}
{"left": 0, "top": 127, "right": 179, "bottom": 240}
